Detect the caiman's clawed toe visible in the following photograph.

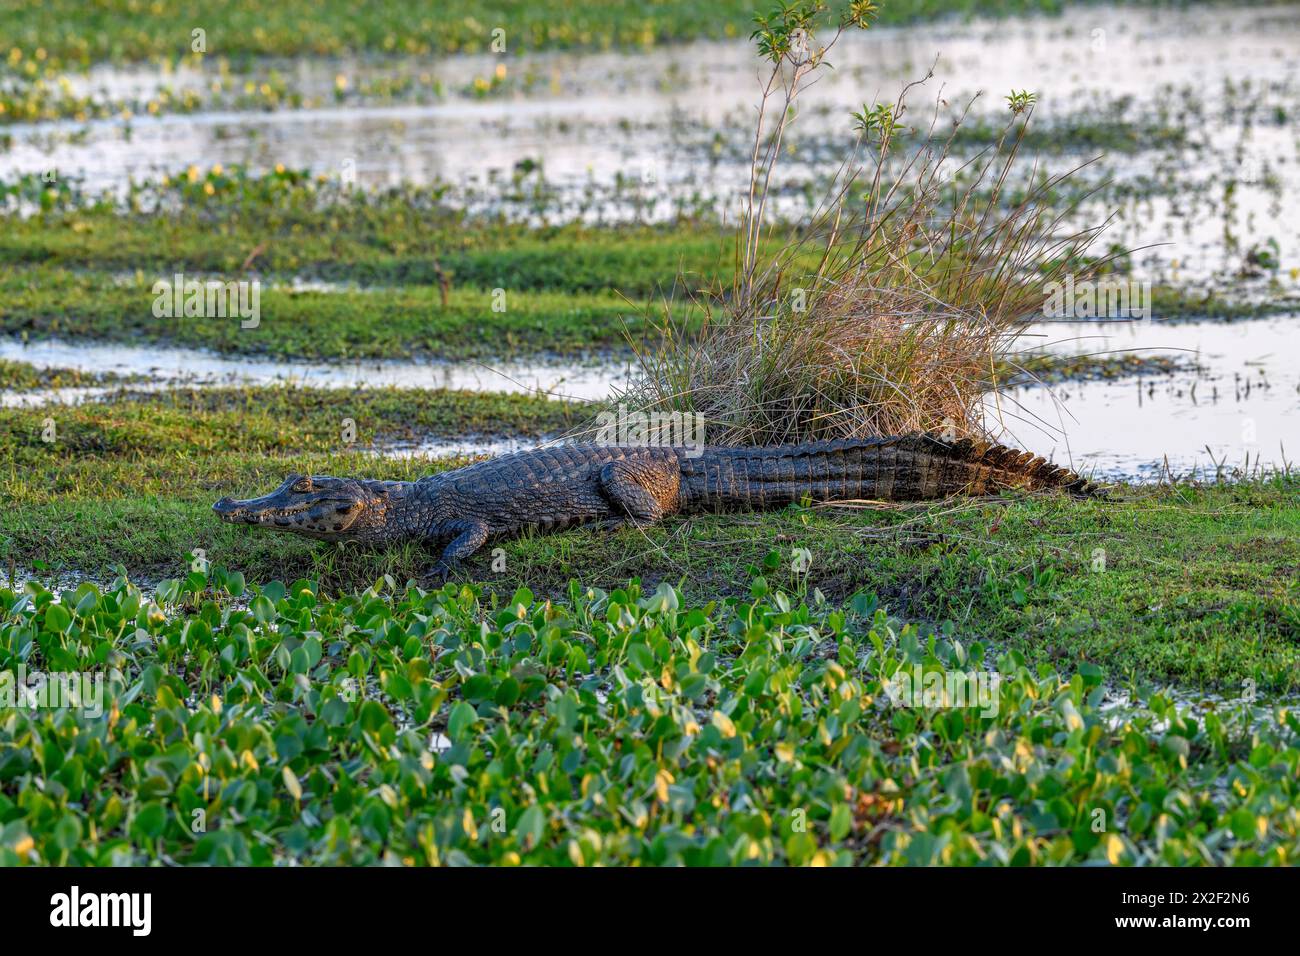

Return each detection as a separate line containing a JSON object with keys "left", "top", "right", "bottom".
{"left": 422, "top": 559, "right": 459, "bottom": 585}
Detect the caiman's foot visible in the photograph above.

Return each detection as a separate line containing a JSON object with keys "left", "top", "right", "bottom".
{"left": 421, "top": 559, "right": 459, "bottom": 585}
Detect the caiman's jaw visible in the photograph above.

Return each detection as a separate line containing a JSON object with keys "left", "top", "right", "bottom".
{"left": 213, "top": 473, "right": 387, "bottom": 541}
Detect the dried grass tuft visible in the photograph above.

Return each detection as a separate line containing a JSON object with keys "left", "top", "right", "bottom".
{"left": 602, "top": 3, "right": 1116, "bottom": 447}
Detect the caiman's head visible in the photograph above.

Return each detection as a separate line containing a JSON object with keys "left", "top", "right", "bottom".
{"left": 213, "top": 474, "right": 395, "bottom": 542}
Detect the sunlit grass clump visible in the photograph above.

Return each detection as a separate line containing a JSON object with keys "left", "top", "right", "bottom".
{"left": 620, "top": 2, "right": 1110, "bottom": 445}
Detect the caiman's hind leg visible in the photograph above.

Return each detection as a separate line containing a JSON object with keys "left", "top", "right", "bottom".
{"left": 422, "top": 519, "right": 490, "bottom": 583}
{"left": 598, "top": 458, "right": 681, "bottom": 526}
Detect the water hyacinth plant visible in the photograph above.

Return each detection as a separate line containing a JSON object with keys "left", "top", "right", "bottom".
{"left": 2, "top": 568, "right": 1296, "bottom": 866}
{"left": 617, "top": 1, "right": 1114, "bottom": 445}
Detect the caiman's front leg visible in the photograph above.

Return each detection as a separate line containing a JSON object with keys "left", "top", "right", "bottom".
{"left": 423, "top": 519, "right": 490, "bottom": 583}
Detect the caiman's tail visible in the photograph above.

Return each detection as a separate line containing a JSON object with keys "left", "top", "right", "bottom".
{"left": 918, "top": 433, "right": 1104, "bottom": 496}
{"left": 680, "top": 433, "right": 1104, "bottom": 511}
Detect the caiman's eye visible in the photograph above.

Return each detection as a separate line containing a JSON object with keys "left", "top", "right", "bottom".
{"left": 292, "top": 477, "right": 313, "bottom": 494}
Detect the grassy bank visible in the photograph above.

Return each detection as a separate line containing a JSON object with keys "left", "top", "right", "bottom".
{"left": 2, "top": 170, "right": 1291, "bottom": 362}
{"left": 0, "top": 196, "right": 737, "bottom": 296}
{"left": 0, "top": 263, "right": 1285, "bottom": 364}
{"left": 2, "top": 389, "right": 1296, "bottom": 693}
{"left": 9, "top": 482, "right": 1289, "bottom": 693}
{"left": 0, "top": 382, "right": 575, "bottom": 470}
{"left": 0, "top": 268, "right": 667, "bottom": 360}
{"left": 0, "top": 175, "right": 733, "bottom": 358}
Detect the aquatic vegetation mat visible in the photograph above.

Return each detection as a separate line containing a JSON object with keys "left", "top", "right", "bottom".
{"left": 1, "top": 571, "right": 1297, "bottom": 865}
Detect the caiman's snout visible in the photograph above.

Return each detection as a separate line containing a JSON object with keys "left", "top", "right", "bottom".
{"left": 211, "top": 473, "right": 382, "bottom": 540}
{"left": 212, "top": 492, "right": 267, "bottom": 526}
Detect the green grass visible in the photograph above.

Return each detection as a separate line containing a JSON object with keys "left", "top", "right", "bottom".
{"left": 0, "top": 171, "right": 740, "bottom": 297}
{"left": 0, "top": 267, "right": 674, "bottom": 360}
{"left": 0, "top": 268, "right": 1209, "bottom": 369}
{"left": 0, "top": 1, "right": 1179, "bottom": 71}
{"left": 1, "top": 167, "right": 1291, "bottom": 362}
{"left": 13, "top": 1, "right": 1113, "bottom": 124}
{"left": 3, "top": 567, "right": 1298, "bottom": 865}
{"left": 0, "top": 359, "right": 135, "bottom": 391}
{"left": 0, "top": 383, "right": 574, "bottom": 478}
{"left": 0, "top": 217, "right": 735, "bottom": 300}
{"left": 0, "top": 0, "right": 756, "bottom": 69}
{"left": 0, "top": 171, "right": 738, "bottom": 358}
{"left": 498, "top": 482, "right": 1300, "bottom": 692}
{"left": 0, "top": 1, "right": 1228, "bottom": 125}
{"left": 2, "top": 389, "right": 1296, "bottom": 694}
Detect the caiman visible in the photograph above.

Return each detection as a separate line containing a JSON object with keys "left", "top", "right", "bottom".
{"left": 213, "top": 434, "right": 1100, "bottom": 579}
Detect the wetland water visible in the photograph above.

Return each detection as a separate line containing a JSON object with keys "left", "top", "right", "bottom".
{"left": 0, "top": 337, "right": 636, "bottom": 403}
{"left": 0, "top": 3, "right": 1296, "bottom": 480}
{"left": 3, "top": 4, "right": 1298, "bottom": 281}
{"left": 988, "top": 315, "right": 1300, "bottom": 479}
{"left": 4, "top": 313, "right": 1296, "bottom": 479}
